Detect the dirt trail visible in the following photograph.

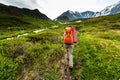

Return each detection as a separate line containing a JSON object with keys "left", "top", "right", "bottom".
{"left": 58, "top": 50, "right": 82, "bottom": 80}
{"left": 58, "top": 46, "right": 82, "bottom": 80}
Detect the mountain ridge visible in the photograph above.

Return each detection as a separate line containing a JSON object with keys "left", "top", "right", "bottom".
{"left": 0, "top": 3, "right": 50, "bottom": 20}
{"left": 55, "top": 10, "right": 95, "bottom": 22}
{"left": 56, "top": 0, "right": 120, "bottom": 22}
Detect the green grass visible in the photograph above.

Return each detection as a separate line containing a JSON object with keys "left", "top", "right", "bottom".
{"left": 0, "top": 27, "right": 65, "bottom": 80}
{"left": 70, "top": 13, "right": 120, "bottom": 80}
{"left": 0, "top": 14, "right": 58, "bottom": 39}
{"left": 77, "top": 34, "right": 120, "bottom": 80}
{"left": 0, "top": 13, "right": 120, "bottom": 80}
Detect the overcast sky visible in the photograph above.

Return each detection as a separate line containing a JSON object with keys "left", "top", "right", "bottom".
{"left": 0, "top": 0, "right": 120, "bottom": 19}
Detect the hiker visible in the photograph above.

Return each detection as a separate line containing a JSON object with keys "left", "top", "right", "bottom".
{"left": 62, "top": 26, "right": 77, "bottom": 71}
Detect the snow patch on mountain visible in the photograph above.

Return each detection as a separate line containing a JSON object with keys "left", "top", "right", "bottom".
{"left": 100, "top": 1, "right": 120, "bottom": 15}
{"left": 56, "top": 0, "right": 120, "bottom": 21}
{"left": 56, "top": 10, "right": 95, "bottom": 21}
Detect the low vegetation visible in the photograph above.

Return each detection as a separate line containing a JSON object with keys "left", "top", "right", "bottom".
{"left": 0, "top": 13, "right": 120, "bottom": 80}
{"left": 0, "top": 14, "right": 58, "bottom": 39}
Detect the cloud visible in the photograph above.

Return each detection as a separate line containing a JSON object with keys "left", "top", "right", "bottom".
{"left": 0, "top": 0, "right": 43, "bottom": 9}
{"left": 41, "top": 0, "right": 120, "bottom": 19}
{"left": 0, "top": 0, "right": 120, "bottom": 19}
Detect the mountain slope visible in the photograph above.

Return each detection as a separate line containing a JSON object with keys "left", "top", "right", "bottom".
{"left": 0, "top": 3, "right": 49, "bottom": 20}
{"left": 56, "top": 10, "right": 95, "bottom": 22}
{"left": 0, "top": 13, "right": 120, "bottom": 80}
{"left": 56, "top": 1, "right": 120, "bottom": 22}
{"left": 100, "top": 1, "right": 120, "bottom": 16}
{"left": 0, "top": 3, "right": 57, "bottom": 30}
{"left": 0, "top": 3, "right": 58, "bottom": 39}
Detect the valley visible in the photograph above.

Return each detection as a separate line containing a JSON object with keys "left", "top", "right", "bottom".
{"left": 0, "top": 2, "right": 120, "bottom": 80}
{"left": 0, "top": 12, "right": 120, "bottom": 80}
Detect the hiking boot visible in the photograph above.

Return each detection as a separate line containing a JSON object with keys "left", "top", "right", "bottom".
{"left": 69, "top": 67, "right": 73, "bottom": 72}
{"left": 75, "top": 77, "right": 79, "bottom": 80}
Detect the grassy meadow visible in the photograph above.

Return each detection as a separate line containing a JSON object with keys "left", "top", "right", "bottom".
{"left": 0, "top": 14, "right": 57, "bottom": 40}
{"left": 0, "top": 13, "right": 120, "bottom": 80}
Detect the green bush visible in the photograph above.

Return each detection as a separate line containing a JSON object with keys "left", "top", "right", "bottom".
{"left": 0, "top": 54, "right": 18, "bottom": 80}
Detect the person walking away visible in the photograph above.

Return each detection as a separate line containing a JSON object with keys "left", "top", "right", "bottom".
{"left": 62, "top": 26, "right": 77, "bottom": 71}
